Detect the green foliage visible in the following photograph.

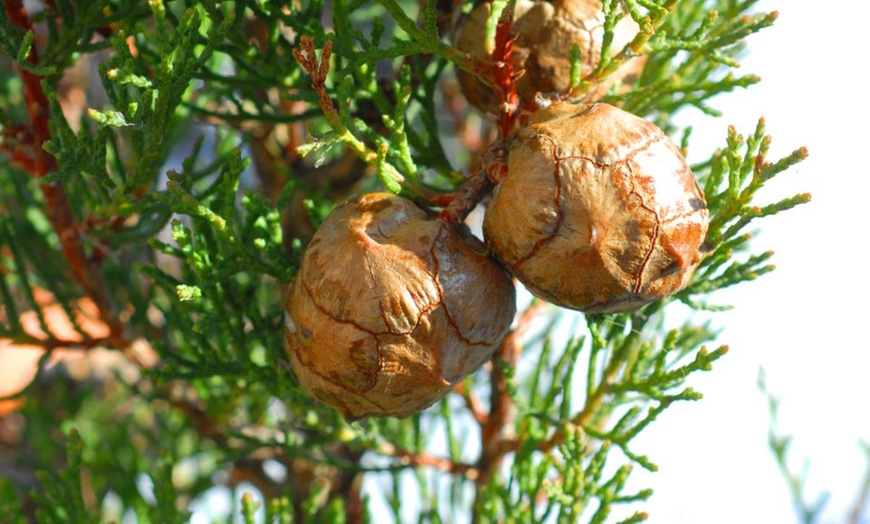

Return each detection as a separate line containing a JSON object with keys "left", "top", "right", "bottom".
{"left": 681, "top": 118, "right": 810, "bottom": 308}
{"left": 31, "top": 430, "right": 95, "bottom": 523}
{"left": 619, "top": 0, "right": 776, "bottom": 128}
{"left": 0, "top": 0, "right": 811, "bottom": 522}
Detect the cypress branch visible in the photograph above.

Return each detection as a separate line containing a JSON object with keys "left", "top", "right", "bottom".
{"left": 0, "top": 0, "right": 818, "bottom": 521}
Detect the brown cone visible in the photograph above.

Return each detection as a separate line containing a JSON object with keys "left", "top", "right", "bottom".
{"left": 285, "top": 193, "right": 516, "bottom": 419}
{"left": 483, "top": 102, "right": 708, "bottom": 313}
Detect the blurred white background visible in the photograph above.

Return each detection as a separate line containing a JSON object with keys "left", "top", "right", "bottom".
{"left": 633, "top": 1, "right": 870, "bottom": 522}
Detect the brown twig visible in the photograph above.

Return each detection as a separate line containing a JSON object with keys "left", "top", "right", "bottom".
{"left": 3, "top": 334, "right": 130, "bottom": 353}
{"left": 292, "top": 37, "right": 343, "bottom": 137}
{"left": 436, "top": 6, "right": 518, "bottom": 222}
{"left": 474, "top": 299, "right": 547, "bottom": 497}
{"left": 491, "top": 6, "right": 522, "bottom": 141}
{"left": 437, "top": 168, "right": 492, "bottom": 223}
{"left": 452, "top": 382, "right": 487, "bottom": 426}
{"left": 431, "top": 0, "right": 463, "bottom": 38}
{"left": 292, "top": 36, "right": 408, "bottom": 188}
{"left": 378, "top": 441, "right": 479, "bottom": 480}
{"left": 3, "top": 0, "right": 120, "bottom": 336}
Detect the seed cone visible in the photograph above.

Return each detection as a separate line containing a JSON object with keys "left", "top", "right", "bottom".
{"left": 454, "top": 0, "right": 643, "bottom": 116}
{"left": 285, "top": 192, "right": 516, "bottom": 419}
{"left": 483, "top": 102, "right": 709, "bottom": 313}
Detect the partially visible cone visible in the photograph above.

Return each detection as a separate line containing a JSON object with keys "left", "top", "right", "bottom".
{"left": 454, "top": 0, "right": 643, "bottom": 116}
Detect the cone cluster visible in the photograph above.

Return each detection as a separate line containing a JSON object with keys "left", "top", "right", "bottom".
{"left": 285, "top": 1, "right": 709, "bottom": 418}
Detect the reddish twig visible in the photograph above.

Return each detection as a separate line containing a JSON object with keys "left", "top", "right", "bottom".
{"left": 4, "top": 334, "right": 130, "bottom": 353}
{"left": 453, "top": 381, "right": 488, "bottom": 426}
{"left": 436, "top": 7, "right": 519, "bottom": 222}
{"left": 492, "top": 7, "right": 522, "bottom": 140}
{"left": 378, "top": 441, "right": 479, "bottom": 480}
{"left": 292, "top": 36, "right": 336, "bottom": 121}
{"left": 0, "top": 124, "right": 39, "bottom": 173}
{"left": 474, "top": 299, "right": 547, "bottom": 492}
{"left": 3, "top": 0, "right": 120, "bottom": 336}
{"left": 292, "top": 35, "right": 410, "bottom": 194}
{"left": 3, "top": 1, "right": 52, "bottom": 172}
{"left": 437, "top": 168, "right": 492, "bottom": 223}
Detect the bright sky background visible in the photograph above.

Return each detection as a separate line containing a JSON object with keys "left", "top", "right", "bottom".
{"left": 631, "top": 1, "right": 870, "bottom": 522}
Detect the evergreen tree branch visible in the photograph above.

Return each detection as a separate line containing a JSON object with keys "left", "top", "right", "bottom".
{"left": 0, "top": 1, "right": 816, "bottom": 521}
{"left": 1, "top": 0, "right": 119, "bottom": 334}
{"left": 578, "top": 0, "right": 677, "bottom": 93}
{"left": 292, "top": 35, "right": 407, "bottom": 194}
{"left": 372, "top": 0, "right": 471, "bottom": 68}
